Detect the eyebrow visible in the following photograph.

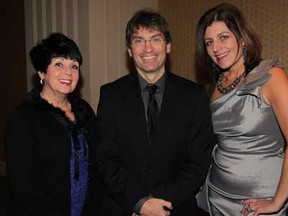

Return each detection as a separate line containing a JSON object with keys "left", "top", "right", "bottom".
{"left": 132, "top": 33, "right": 164, "bottom": 39}
{"left": 204, "top": 31, "right": 231, "bottom": 40}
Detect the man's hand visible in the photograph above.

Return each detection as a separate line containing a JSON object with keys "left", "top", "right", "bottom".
{"left": 140, "top": 198, "right": 173, "bottom": 216}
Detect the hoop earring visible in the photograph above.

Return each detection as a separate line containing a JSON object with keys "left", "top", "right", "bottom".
{"left": 40, "top": 79, "right": 44, "bottom": 85}
{"left": 242, "top": 45, "right": 248, "bottom": 63}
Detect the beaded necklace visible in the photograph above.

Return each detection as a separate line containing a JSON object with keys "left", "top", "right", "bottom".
{"left": 216, "top": 72, "right": 245, "bottom": 94}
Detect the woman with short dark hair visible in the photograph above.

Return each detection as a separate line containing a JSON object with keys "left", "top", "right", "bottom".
{"left": 5, "top": 32, "right": 102, "bottom": 216}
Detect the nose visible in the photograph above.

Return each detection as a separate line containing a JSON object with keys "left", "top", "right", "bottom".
{"left": 212, "top": 41, "right": 221, "bottom": 53}
{"left": 143, "top": 40, "right": 153, "bottom": 52}
{"left": 65, "top": 67, "right": 72, "bottom": 76}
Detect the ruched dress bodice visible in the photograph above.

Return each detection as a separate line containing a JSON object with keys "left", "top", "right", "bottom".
{"left": 208, "top": 59, "right": 285, "bottom": 199}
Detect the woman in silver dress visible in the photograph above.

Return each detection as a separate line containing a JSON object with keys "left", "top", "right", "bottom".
{"left": 195, "top": 3, "right": 288, "bottom": 216}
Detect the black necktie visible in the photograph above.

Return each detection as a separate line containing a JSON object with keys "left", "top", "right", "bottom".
{"left": 147, "top": 84, "right": 159, "bottom": 142}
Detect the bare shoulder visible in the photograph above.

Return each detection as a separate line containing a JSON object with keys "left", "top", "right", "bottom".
{"left": 262, "top": 66, "right": 288, "bottom": 105}
{"left": 265, "top": 66, "right": 288, "bottom": 88}
{"left": 268, "top": 66, "right": 287, "bottom": 78}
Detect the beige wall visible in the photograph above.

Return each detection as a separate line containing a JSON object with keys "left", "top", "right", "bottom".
{"left": 24, "top": 0, "right": 288, "bottom": 108}
{"left": 87, "top": 0, "right": 157, "bottom": 109}
{"left": 24, "top": 0, "right": 157, "bottom": 109}
{"left": 158, "top": 0, "right": 288, "bottom": 81}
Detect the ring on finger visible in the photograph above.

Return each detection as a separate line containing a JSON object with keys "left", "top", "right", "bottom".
{"left": 245, "top": 204, "right": 252, "bottom": 212}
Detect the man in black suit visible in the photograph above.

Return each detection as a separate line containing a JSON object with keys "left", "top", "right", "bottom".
{"left": 96, "top": 9, "right": 215, "bottom": 216}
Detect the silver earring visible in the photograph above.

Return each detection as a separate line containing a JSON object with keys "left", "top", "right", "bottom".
{"left": 40, "top": 79, "right": 44, "bottom": 85}
{"left": 242, "top": 45, "right": 248, "bottom": 62}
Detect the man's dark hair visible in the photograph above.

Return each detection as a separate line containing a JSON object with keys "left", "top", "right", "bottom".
{"left": 125, "top": 9, "right": 171, "bottom": 47}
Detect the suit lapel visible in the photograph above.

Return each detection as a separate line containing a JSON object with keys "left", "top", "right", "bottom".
{"left": 154, "top": 72, "right": 181, "bottom": 144}
{"left": 159, "top": 72, "right": 180, "bottom": 124}
{"left": 123, "top": 73, "right": 149, "bottom": 141}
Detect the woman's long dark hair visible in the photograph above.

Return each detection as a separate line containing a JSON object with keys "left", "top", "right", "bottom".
{"left": 195, "top": 3, "right": 262, "bottom": 95}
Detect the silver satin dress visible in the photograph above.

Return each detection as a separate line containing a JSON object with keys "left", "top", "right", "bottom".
{"left": 207, "top": 59, "right": 287, "bottom": 215}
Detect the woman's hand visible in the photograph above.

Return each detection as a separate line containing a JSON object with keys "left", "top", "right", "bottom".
{"left": 241, "top": 198, "right": 281, "bottom": 216}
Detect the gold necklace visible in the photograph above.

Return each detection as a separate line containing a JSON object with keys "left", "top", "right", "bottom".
{"left": 216, "top": 72, "right": 245, "bottom": 94}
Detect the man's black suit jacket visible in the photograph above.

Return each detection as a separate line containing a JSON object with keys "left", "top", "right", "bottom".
{"left": 96, "top": 72, "right": 215, "bottom": 215}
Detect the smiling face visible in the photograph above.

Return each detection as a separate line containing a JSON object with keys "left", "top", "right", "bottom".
{"left": 38, "top": 57, "right": 79, "bottom": 99}
{"left": 204, "top": 21, "right": 244, "bottom": 71}
{"left": 127, "top": 27, "right": 171, "bottom": 78}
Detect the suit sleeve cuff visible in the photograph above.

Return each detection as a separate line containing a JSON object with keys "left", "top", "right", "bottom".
{"left": 133, "top": 194, "right": 154, "bottom": 214}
